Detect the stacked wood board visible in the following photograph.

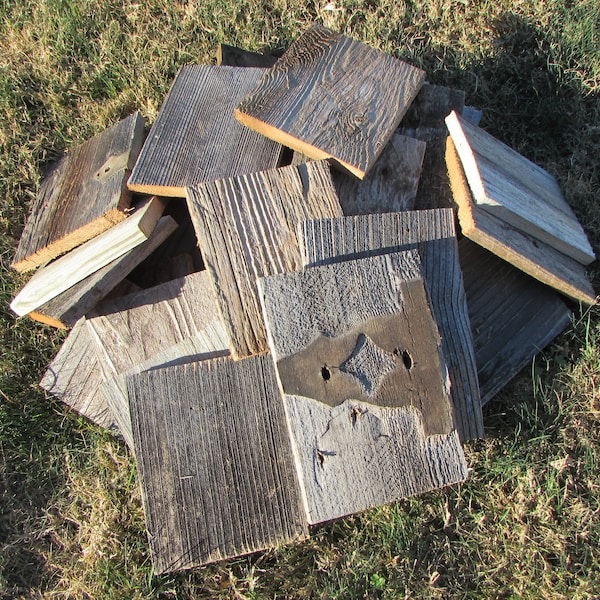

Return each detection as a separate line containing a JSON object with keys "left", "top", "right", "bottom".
{"left": 8, "top": 23, "right": 596, "bottom": 575}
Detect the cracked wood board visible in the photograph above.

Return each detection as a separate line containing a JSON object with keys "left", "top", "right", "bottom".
{"left": 127, "top": 66, "right": 283, "bottom": 197}
{"left": 12, "top": 112, "right": 146, "bottom": 272}
{"left": 299, "top": 208, "right": 483, "bottom": 441}
{"left": 127, "top": 354, "right": 309, "bottom": 573}
{"left": 235, "top": 23, "right": 425, "bottom": 179}
{"left": 258, "top": 250, "right": 468, "bottom": 524}
{"left": 185, "top": 159, "right": 342, "bottom": 359}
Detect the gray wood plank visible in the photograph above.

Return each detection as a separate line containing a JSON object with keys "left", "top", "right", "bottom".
{"left": 185, "top": 160, "right": 342, "bottom": 359}
{"left": 235, "top": 23, "right": 425, "bottom": 179}
{"left": 216, "top": 43, "right": 278, "bottom": 68}
{"left": 12, "top": 112, "right": 145, "bottom": 272}
{"left": 298, "top": 209, "right": 483, "bottom": 441}
{"left": 127, "top": 66, "right": 283, "bottom": 197}
{"left": 127, "top": 354, "right": 309, "bottom": 573}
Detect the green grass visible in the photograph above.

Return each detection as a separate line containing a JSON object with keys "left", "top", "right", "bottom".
{"left": 1, "top": 0, "right": 599, "bottom": 597}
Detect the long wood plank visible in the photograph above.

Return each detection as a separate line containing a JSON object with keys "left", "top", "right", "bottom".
{"left": 258, "top": 251, "right": 468, "bottom": 524}
{"left": 186, "top": 160, "right": 342, "bottom": 359}
{"left": 127, "top": 66, "right": 283, "bottom": 197}
{"left": 235, "top": 23, "right": 425, "bottom": 179}
{"left": 299, "top": 209, "right": 483, "bottom": 441}
{"left": 127, "top": 354, "right": 309, "bottom": 573}
{"left": 12, "top": 112, "right": 146, "bottom": 272}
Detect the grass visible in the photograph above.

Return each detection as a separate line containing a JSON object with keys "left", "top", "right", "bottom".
{"left": 1, "top": 0, "right": 599, "bottom": 597}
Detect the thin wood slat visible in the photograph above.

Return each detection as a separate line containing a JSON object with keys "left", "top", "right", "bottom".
{"left": 235, "top": 23, "right": 425, "bottom": 179}
{"left": 12, "top": 112, "right": 146, "bottom": 272}
{"left": 216, "top": 43, "right": 278, "bottom": 68}
{"left": 185, "top": 160, "right": 343, "bottom": 359}
{"left": 299, "top": 209, "right": 484, "bottom": 441}
{"left": 127, "top": 66, "right": 283, "bottom": 197}
{"left": 258, "top": 250, "right": 468, "bottom": 524}
{"left": 127, "top": 354, "right": 309, "bottom": 573}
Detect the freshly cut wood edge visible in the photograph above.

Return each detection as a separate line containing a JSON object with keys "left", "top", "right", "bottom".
{"left": 10, "top": 196, "right": 167, "bottom": 317}
{"left": 216, "top": 44, "right": 278, "bottom": 68}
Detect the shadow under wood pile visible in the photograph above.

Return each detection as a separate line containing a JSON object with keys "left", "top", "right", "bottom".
{"left": 9, "top": 23, "right": 596, "bottom": 574}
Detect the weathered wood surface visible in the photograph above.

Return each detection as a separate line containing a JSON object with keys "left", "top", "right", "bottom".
{"left": 12, "top": 112, "right": 145, "bottom": 272}
{"left": 30, "top": 216, "right": 178, "bottom": 329}
{"left": 459, "top": 239, "right": 572, "bottom": 404}
{"left": 235, "top": 23, "right": 425, "bottom": 179}
{"left": 127, "top": 66, "right": 283, "bottom": 197}
{"left": 446, "top": 137, "right": 597, "bottom": 305}
{"left": 299, "top": 209, "right": 483, "bottom": 441}
{"left": 258, "top": 251, "right": 468, "bottom": 523}
{"left": 127, "top": 354, "right": 309, "bottom": 573}
{"left": 216, "top": 43, "right": 278, "bottom": 68}
{"left": 186, "top": 160, "right": 343, "bottom": 359}
{"left": 331, "top": 132, "right": 426, "bottom": 215}
{"left": 446, "top": 111, "right": 595, "bottom": 265}
{"left": 11, "top": 196, "right": 166, "bottom": 317}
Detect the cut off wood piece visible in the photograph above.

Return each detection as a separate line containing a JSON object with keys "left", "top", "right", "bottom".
{"left": 446, "top": 137, "right": 597, "bottom": 305}
{"left": 331, "top": 133, "right": 426, "bottom": 215}
{"left": 10, "top": 196, "right": 166, "bottom": 317}
{"left": 299, "top": 209, "right": 483, "bottom": 440}
{"left": 235, "top": 23, "right": 425, "bottom": 179}
{"left": 258, "top": 250, "right": 467, "bottom": 523}
{"left": 446, "top": 110, "right": 595, "bottom": 265}
{"left": 459, "top": 239, "right": 572, "bottom": 404}
{"left": 12, "top": 112, "right": 146, "bottom": 272}
{"left": 29, "top": 216, "right": 178, "bottom": 329}
{"left": 216, "top": 43, "right": 278, "bottom": 68}
{"left": 186, "top": 160, "right": 342, "bottom": 359}
{"left": 462, "top": 106, "right": 483, "bottom": 126}
{"left": 127, "top": 66, "right": 283, "bottom": 197}
{"left": 127, "top": 354, "right": 308, "bottom": 573}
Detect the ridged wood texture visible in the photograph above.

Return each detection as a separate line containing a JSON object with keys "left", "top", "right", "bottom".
{"left": 216, "top": 44, "right": 278, "bottom": 68}
{"left": 235, "top": 23, "right": 425, "bottom": 179}
{"left": 298, "top": 209, "right": 483, "bottom": 440}
{"left": 12, "top": 112, "right": 146, "bottom": 272}
{"left": 127, "top": 355, "right": 309, "bottom": 573}
{"left": 185, "top": 160, "right": 343, "bottom": 359}
{"left": 127, "top": 66, "right": 283, "bottom": 197}
{"left": 258, "top": 251, "right": 468, "bottom": 524}
{"left": 459, "top": 239, "right": 572, "bottom": 404}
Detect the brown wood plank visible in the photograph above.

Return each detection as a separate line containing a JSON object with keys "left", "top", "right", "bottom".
{"left": 12, "top": 112, "right": 146, "bottom": 272}
{"left": 299, "top": 209, "right": 483, "bottom": 441}
{"left": 127, "top": 66, "right": 283, "bottom": 197}
{"left": 235, "top": 23, "right": 425, "bottom": 179}
{"left": 127, "top": 354, "right": 309, "bottom": 573}
{"left": 258, "top": 250, "right": 468, "bottom": 524}
{"left": 216, "top": 43, "right": 278, "bottom": 68}
{"left": 185, "top": 160, "right": 342, "bottom": 359}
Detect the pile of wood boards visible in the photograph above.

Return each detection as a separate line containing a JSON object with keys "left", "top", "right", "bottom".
{"left": 10, "top": 24, "right": 596, "bottom": 574}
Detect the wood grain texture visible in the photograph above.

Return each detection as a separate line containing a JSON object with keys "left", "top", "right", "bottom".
{"left": 11, "top": 196, "right": 166, "bottom": 317}
{"left": 186, "top": 160, "right": 343, "bottom": 359}
{"left": 298, "top": 209, "right": 483, "bottom": 441}
{"left": 12, "top": 112, "right": 145, "bottom": 272}
{"left": 459, "top": 239, "right": 572, "bottom": 404}
{"left": 127, "top": 66, "right": 283, "bottom": 197}
{"left": 446, "top": 137, "right": 597, "bottom": 305}
{"left": 235, "top": 23, "right": 425, "bottom": 179}
{"left": 216, "top": 44, "right": 278, "bottom": 68}
{"left": 127, "top": 354, "right": 308, "bottom": 573}
{"left": 446, "top": 111, "right": 595, "bottom": 265}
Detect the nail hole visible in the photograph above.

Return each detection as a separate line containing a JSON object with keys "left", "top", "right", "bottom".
{"left": 104, "top": 167, "right": 110, "bottom": 173}
{"left": 317, "top": 449, "right": 325, "bottom": 468}
{"left": 394, "top": 348, "right": 413, "bottom": 370}
{"left": 321, "top": 366, "right": 331, "bottom": 381}
{"left": 350, "top": 406, "right": 363, "bottom": 426}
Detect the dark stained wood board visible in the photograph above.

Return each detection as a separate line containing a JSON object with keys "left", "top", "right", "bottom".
{"left": 127, "top": 354, "right": 309, "bottom": 573}
{"left": 257, "top": 250, "right": 468, "bottom": 524}
{"left": 459, "top": 238, "right": 573, "bottom": 404}
{"left": 235, "top": 23, "right": 425, "bottom": 179}
{"left": 12, "top": 112, "right": 146, "bottom": 272}
{"left": 127, "top": 66, "right": 283, "bottom": 197}
{"left": 185, "top": 159, "right": 343, "bottom": 359}
{"left": 216, "top": 43, "right": 278, "bottom": 68}
{"left": 298, "top": 209, "right": 483, "bottom": 441}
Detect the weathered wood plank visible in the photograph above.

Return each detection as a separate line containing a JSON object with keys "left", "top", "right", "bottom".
{"left": 216, "top": 43, "right": 278, "bottom": 68}
{"left": 127, "top": 66, "right": 283, "bottom": 197}
{"left": 186, "top": 160, "right": 343, "bottom": 359}
{"left": 12, "top": 112, "right": 146, "bottom": 272}
{"left": 10, "top": 196, "right": 167, "bottom": 317}
{"left": 127, "top": 354, "right": 309, "bottom": 573}
{"left": 258, "top": 251, "right": 468, "bottom": 524}
{"left": 235, "top": 23, "right": 425, "bottom": 179}
{"left": 298, "top": 209, "right": 483, "bottom": 440}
